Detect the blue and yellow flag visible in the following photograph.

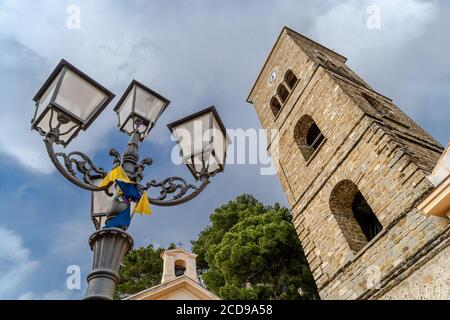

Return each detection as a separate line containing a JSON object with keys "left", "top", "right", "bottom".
{"left": 99, "top": 167, "right": 152, "bottom": 228}
{"left": 98, "top": 166, "right": 131, "bottom": 188}
{"left": 115, "top": 180, "right": 151, "bottom": 215}
{"left": 104, "top": 206, "right": 131, "bottom": 229}
{"left": 134, "top": 191, "right": 151, "bottom": 215}
{"left": 115, "top": 180, "right": 141, "bottom": 201}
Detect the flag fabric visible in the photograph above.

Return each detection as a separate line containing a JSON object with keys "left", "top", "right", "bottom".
{"left": 98, "top": 166, "right": 131, "bottom": 188}
{"left": 99, "top": 167, "right": 152, "bottom": 230}
{"left": 115, "top": 181, "right": 151, "bottom": 215}
{"left": 115, "top": 180, "right": 141, "bottom": 201}
{"left": 134, "top": 191, "right": 151, "bottom": 215}
{"left": 104, "top": 206, "right": 131, "bottom": 229}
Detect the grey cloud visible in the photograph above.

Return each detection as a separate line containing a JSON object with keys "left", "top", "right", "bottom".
{"left": 0, "top": 226, "right": 40, "bottom": 299}
{"left": 4, "top": 0, "right": 447, "bottom": 174}
{"left": 0, "top": 1, "right": 448, "bottom": 299}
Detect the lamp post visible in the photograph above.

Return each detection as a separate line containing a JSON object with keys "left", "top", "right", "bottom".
{"left": 31, "top": 59, "right": 230, "bottom": 300}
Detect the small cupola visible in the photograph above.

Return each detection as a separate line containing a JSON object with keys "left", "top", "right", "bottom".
{"left": 161, "top": 248, "right": 199, "bottom": 283}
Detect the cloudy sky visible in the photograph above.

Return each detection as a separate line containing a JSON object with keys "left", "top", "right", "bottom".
{"left": 0, "top": 0, "right": 448, "bottom": 300}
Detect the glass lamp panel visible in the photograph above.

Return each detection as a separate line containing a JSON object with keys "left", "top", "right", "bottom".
{"left": 135, "top": 121, "right": 151, "bottom": 139}
{"left": 34, "top": 76, "right": 59, "bottom": 123}
{"left": 169, "top": 107, "right": 228, "bottom": 179}
{"left": 193, "top": 154, "right": 205, "bottom": 175}
{"left": 182, "top": 114, "right": 228, "bottom": 176}
{"left": 91, "top": 181, "right": 114, "bottom": 230}
{"left": 206, "top": 153, "right": 220, "bottom": 173}
{"left": 121, "top": 116, "right": 136, "bottom": 135}
{"left": 186, "top": 156, "right": 202, "bottom": 179}
{"left": 134, "top": 86, "right": 166, "bottom": 124}
{"left": 210, "top": 116, "right": 229, "bottom": 167}
{"left": 172, "top": 113, "right": 211, "bottom": 159}
{"left": 92, "top": 189, "right": 113, "bottom": 215}
{"left": 186, "top": 150, "right": 220, "bottom": 177}
{"left": 55, "top": 69, "right": 107, "bottom": 123}
{"left": 204, "top": 150, "right": 220, "bottom": 174}
{"left": 117, "top": 88, "right": 134, "bottom": 129}
{"left": 35, "top": 108, "right": 80, "bottom": 145}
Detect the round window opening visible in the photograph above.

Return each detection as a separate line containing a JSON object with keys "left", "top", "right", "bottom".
{"left": 268, "top": 69, "right": 278, "bottom": 84}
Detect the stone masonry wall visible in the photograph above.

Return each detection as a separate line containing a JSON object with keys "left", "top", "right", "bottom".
{"left": 286, "top": 113, "right": 449, "bottom": 298}
{"left": 251, "top": 33, "right": 318, "bottom": 138}
{"left": 248, "top": 28, "right": 449, "bottom": 299}
{"left": 379, "top": 243, "right": 450, "bottom": 300}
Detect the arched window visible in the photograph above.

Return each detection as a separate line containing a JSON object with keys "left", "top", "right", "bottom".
{"left": 175, "top": 259, "right": 186, "bottom": 276}
{"left": 269, "top": 70, "right": 299, "bottom": 118}
{"left": 277, "top": 84, "right": 289, "bottom": 104}
{"left": 306, "top": 123, "right": 324, "bottom": 149}
{"left": 329, "top": 180, "right": 383, "bottom": 252}
{"left": 270, "top": 96, "right": 282, "bottom": 117}
{"left": 284, "top": 70, "right": 298, "bottom": 90}
{"left": 294, "top": 115, "right": 325, "bottom": 161}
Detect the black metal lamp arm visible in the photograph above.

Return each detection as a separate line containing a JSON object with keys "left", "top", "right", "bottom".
{"left": 44, "top": 136, "right": 114, "bottom": 192}
{"left": 143, "top": 173, "right": 210, "bottom": 206}
{"left": 44, "top": 129, "right": 211, "bottom": 206}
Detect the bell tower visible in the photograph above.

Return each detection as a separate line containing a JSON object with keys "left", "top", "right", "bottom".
{"left": 247, "top": 27, "right": 449, "bottom": 299}
{"left": 161, "top": 248, "right": 199, "bottom": 284}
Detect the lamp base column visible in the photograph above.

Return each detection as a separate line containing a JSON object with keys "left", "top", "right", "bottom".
{"left": 84, "top": 228, "right": 134, "bottom": 300}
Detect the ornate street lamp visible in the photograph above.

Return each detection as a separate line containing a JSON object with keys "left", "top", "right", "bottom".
{"left": 32, "top": 59, "right": 115, "bottom": 146}
{"left": 114, "top": 79, "right": 170, "bottom": 140}
{"left": 31, "top": 59, "right": 230, "bottom": 300}
{"left": 167, "top": 106, "right": 229, "bottom": 181}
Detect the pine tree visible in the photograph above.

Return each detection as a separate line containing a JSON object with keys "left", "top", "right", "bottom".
{"left": 192, "top": 194, "right": 319, "bottom": 300}
{"left": 114, "top": 243, "right": 176, "bottom": 299}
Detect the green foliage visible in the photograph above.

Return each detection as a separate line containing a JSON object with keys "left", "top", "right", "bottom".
{"left": 192, "top": 194, "right": 319, "bottom": 300}
{"left": 115, "top": 195, "right": 319, "bottom": 300}
{"left": 114, "top": 243, "right": 176, "bottom": 300}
